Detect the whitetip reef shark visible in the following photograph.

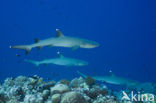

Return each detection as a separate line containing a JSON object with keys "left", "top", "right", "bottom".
{"left": 25, "top": 52, "right": 88, "bottom": 67}
{"left": 77, "top": 71, "right": 140, "bottom": 87}
{"left": 10, "top": 29, "right": 99, "bottom": 54}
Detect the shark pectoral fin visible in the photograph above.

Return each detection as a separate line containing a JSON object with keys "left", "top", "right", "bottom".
{"left": 71, "top": 46, "right": 79, "bottom": 51}
{"left": 47, "top": 45, "right": 54, "bottom": 48}
{"left": 43, "top": 63, "right": 47, "bottom": 67}
{"left": 36, "top": 46, "right": 42, "bottom": 50}
{"left": 25, "top": 49, "right": 31, "bottom": 55}
{"left": 56, "top": 29, "right": 64, "bottom": 37}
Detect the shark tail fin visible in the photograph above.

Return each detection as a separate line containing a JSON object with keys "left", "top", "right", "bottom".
{"left": 77, "top": 71, "right": 87, "bottom": 78}
{"left": 24, "top": 59, "right": 40, "bottom": 67}
{"left": 10, "top": 45, "right": 32, "bottom": 55}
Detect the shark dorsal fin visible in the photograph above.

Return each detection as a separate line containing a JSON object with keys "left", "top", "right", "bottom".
{"left": 56, "top": 29, "right": 64, "bottom": 37}
{"left": 57, "top": 52, "right": 64, "bottom": 58}
{"left": 34, "top": 38, "right": 40, "bottom": 43}
{"left": 109, "top": 70, "right": 115, "bottom": 77}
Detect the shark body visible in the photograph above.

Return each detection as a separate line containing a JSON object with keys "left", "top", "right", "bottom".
{"left": 10, "top": 29, "right": 99, "bottom": 54}
{"left": 77, "top": 71, "right": 139, "bottom": 87}
{"left": 25, "top": 52, "right": 88, "bottom": 67}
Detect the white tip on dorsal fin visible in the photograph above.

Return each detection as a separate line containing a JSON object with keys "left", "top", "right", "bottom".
{"left": 56, "top": 29, "right": 64, "bottom": 37}
{"left": 57, "top": 51, "right": 64, "bottom": 58}
{"left": 109, "top": 70, "right": 115, "bottom": 76}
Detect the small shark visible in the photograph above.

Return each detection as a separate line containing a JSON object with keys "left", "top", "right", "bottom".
{"left": 77, "top": 71, "right": 140, "bottom": 87}
{"left": 25, "top": 52, "right": 88, "bottom": 67}
{"left": 10, "top": 29, "right": 99, "bottom": 54}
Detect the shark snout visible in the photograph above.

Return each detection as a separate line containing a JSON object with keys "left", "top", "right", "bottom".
{"left": 92, "top": 42, "right": 100, "bottom": 48}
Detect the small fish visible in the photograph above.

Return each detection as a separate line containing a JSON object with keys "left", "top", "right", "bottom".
{"left": 10, "top": 29, "right": 99, "bottom": 54}
{"left": 25, "top": 52, "right": 88, "bottom": 67}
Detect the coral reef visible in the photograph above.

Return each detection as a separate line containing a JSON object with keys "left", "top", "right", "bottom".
{"left": 70, "top": 77, "right": 85, "bottom": 88}
{"left": 58, "top": 79, "right": 70, "bottom": 86}
{"left": 85, "top": 77, "right": 96, "bottom": 87}
{"left": 50, "top": 84, "right": 70, "bottom": 94}
{"left": 0, "top": 75, "right": 155, "bottom": 103}
{"left": 60, "top": 91, "right": 87, "bottom": 103}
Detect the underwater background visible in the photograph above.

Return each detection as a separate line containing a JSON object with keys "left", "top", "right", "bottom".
{"left": 1, "top": 0, "right": 156, "bottom": 84}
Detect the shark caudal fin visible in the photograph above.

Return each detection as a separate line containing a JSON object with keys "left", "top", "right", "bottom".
{"left": 77, "top": 71, "right": 88, "bottom": 78}
{"left": 10, "top": 45, "right": 32, "bottom": 54}
{"left": 24, "top": 59, "right": 40, "bottom": 67}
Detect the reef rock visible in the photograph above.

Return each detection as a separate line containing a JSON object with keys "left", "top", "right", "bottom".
{"left": 85, "top": 76, "right": 95, "bottom": 87}
{"left": 60, "top": 91, "right": 87, "bottom": 103}
{"left": 23, "top": 93, "right": 43, "bottom": 103}
{"left": 51, "top": 94, "right": 61, "bottom": 103}
{"left": 84, "top": 85, "right": 107, "bottom": 99}
{"left": 0, "top": 75, "right": 154, "bottom": 103}
{"left": 42, "top": 90, "right": 50, "bottom": 101}
{"left": 93, "top": 94, "right": 117, "bottom": 103}
{"left": 70, "top": 77, "right": 85, "bottom": 88}
{"left": 50, "top": 84, "right": 70, "bottom": 94}
{"left": 58, "top": 79, "right": 70, "bottom": 86}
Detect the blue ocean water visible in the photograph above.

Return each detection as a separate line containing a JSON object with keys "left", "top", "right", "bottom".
{"left": 1, "top": 0, "right": 156, "bottom": 85}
